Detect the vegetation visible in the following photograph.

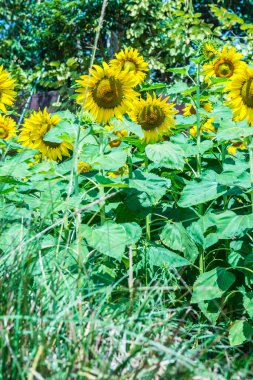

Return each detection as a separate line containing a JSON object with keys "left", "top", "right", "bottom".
{"left": 1, "top": 1, "right": 253, "bottom": 379}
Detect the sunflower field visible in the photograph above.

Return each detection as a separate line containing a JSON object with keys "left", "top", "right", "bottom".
{"left": 1, "top": 1, "right": 253, "bottom": 379}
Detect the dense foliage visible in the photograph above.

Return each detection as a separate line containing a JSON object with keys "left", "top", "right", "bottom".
{"left": 1, "top": 1, "right": 253, "bottom": 379}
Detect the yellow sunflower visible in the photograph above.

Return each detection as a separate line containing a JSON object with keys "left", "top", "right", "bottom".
{"left": 183, "top": 101, "right": 213, "bottom": 116}
{"left": 77, "top": 161, "right": 92, "bottom": 173}
{"left": 0, "top": 114, "right": 16, "bottom": 140}
{"left": 107, "top": 164, "right": 128, "bottom": 178}
{"left": 76, "top": 62, "right": 139, "bottom": 124}
{"left": 203, "top": 45, "right": 246, "bottom": 84}
{"left": 108, "top": 127, "right": 128, "bottom": 148}
{"left": 225, "top": 65, "right": 253, "bottom": 125}
{"left": 0, "top": 66, "right": 16, "bottom": 113}
{"left": 129, "top": 92, "right": 177, "bottom": 143}
{"left": 110, "top": 47, "right": 148, "bottom": 85}
{"left": 201, "top": 41, "right": 218, "bottom": 61}
{"left": 190, "top": 117, "right": 216, "bottom": 138}
{"left": 227, "top": 142, "right": 247, "bottom": 155}
{"left": 18, "top": 109, "right": 72, "bottom": 161}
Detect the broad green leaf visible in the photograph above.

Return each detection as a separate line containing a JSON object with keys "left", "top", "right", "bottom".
{"left": 243, "top": 292, "right": 253, "bottom": 319}
{"left": 166, "top": 81, "right": 188, "bottom": 95}
{"left": 127, "top": 170, "right": 171, "bottom": 207}
{"left": 184, "top": 140, "right": 213, "bottom": 157}
{"left": 93, "top": 150, "right": 127, "bottom": 171}
{"left": 0, "top": 161, "right": 30, "bottom": 178}
{"left": 217, "top": 126, "right": 253, "bottom": 141}
{"left": 122, "top": 222, "right": 142, "bottom": 245}
{"left": 160, "top": 222, "right": 198, "bottom": 263}
{"left": 215, "top": 212, "right": 253, "bottom": 239}
{"left": 44, "top": 119, "right": 76, "bottom": 142}
{"left": 191, "top": 267, "right": 235, "bottom": 303}
{"left": 147, "top": 246, "right": 190, "bottom": 268}
{"left": 229, "top": 320, "right": 253, "bottom": 346}
{"left": 198, "top": 299, "right": 222, "bottom": 324}
{"left": 145, "top": 141, "right": 185, "bottom": 170}
{"left": 109, "top": 117, "right": 144, "bottom": 138}
{"left": 178, "top": 176, "right": 226, "bottom": 208}
{"left": 82, "top": 221, "right": 138, "bottom": 260}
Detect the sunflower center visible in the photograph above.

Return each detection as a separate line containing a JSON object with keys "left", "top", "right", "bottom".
{"left": 123, "top": 60, "right": 136, "bottom": 72}
{"left": 189, "top": 105, "right": 196, "bottom": 115}
{"left": 93, "top": 78, "right": 123, "bottom": 108}
{"left": 215, "top": 60, "right": 234, "bottom": 78}
{"left": 0, "top": 126, "right": 8, "bottom": 139}
{"left": 138, "top": 105, "right": 165, "bottom": 131}
{"left": 43, "top": 140, "right": 61, "bottom": 148}
{"left": 241, "top": 78, "right": 253, "bottom": 108}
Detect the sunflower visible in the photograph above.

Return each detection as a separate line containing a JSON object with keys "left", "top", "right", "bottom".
{"left": 110, "top": 47, "right": 148, "bottom": 85}
{"left": 183, "top": 101, "right": 213, "bottom": 116}
{"left": 106, "top": 125, "right": 128, "bottom": 148}
{"left": 203, "top": 45, "right": 246, "bottom": 84}
{"left": 190, "top": 117, "right": 216, "bottom": 138}
{"left": 0, "top": 66, "right": 16, "bottom": 113}
{"left": 225, "top": 65, "right": 253, "bottom": 125}
{"left": 227, "top": 141, "right": 247, "bottom": 155}
{"left": 129, "top": 93, "right": 177, "bottom": 143}
{"left": 77, "top": 161, "right": 92, "bottom": 173}
{"left": 76, "top": 62, "right": 139, "bottom": 124}
{"left": 200, "top": 40, "right": 219, "bottom": 61}
{"left": 107, "top": 164, "right": 128, "bottom": 178}
{"left": 0, "top": 114, "right": 16, "bottom": 140}
{"left": 18, "top": 108, "right": 72, "bottom": 161}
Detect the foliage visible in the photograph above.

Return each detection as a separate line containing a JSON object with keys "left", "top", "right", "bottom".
{"left": 1, "top": 2, "right": 253, "bottom": 378}
{"left": 1, "top": 0, "right": 253, "bottom": 91}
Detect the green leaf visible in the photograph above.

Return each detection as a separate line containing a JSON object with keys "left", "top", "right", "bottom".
{"left": 147, "top": 246, "right": 190, "bottom": 268}
{"left": 160, "top": 222, "right": 198, "bottom": 263}
{"left": 215, "top": 212, "right": 253, "bottom": 239}
{"left": 198, "top": 299, "right": 222, "bottom": 324}
{"left": 243, "top": 292, "right": 253, "bottom": 319}
{"left": 217, "top": 126, "right": 253, "bottom": 141}
{"left": 191, "top": 267, "right": 236, "bottom": 303}
{"left": 166, "top": 66, "right": 190, "bottom": 74}
{"left": 122, "top": 222, "right": 142, "bottom": 245}
{"left": 166, "top": 81, "right": 188, "bottom": 95}
{"left": 109, "top": 117, "right": 144, "bottom": 138}
{"left": 82, "top": 221, "right": 139, "bottom": 260}
{"left": 127, "top": 170, "right": 171, "bottom": 207}
{"left": 229, "top": 320, "right": 253, "bottom": 346}
{"left": 140, "top": 83, "right": 167, "bottom": 91}
{"left": 184, "top": 140, "right": 213, "bottom": 157}
{"left": 145, "top": 141, "right": 185, "bottom": 170}
{"left": 0, "top": 161, "right": 30, "bottom": 178}
{"left": 178, "top": 173, "right": 227, "bottom": 207}
{"left": 94, "top": 150, "right": 128, "bottom": 171}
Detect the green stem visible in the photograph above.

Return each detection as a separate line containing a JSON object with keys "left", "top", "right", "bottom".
{"left": 99, "top": 133, "right": 106, "bottom": 224}
{"left": 196, "top": 62, "right": 205, "bottom": 273}
{"left": 127, "top": 154, "right": 133, "bottom": 179}
{"left": 144, "top": 154, "right": 150, "bottom": 285}
{"left": 73, "top": 120, "right": 82, "bottom": 287}
{"left": 221, "top": 142, "right": 228, "bottom": 209}
{"left": 196, "top": 63, "right": 202, "bottom": 178}
{"left": 248, "top": 136, "right": 253, "bottom": 213}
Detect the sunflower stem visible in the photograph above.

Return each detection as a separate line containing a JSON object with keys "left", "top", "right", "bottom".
{"left": 221, "top": 142, "right": 228, "bottom": 209}
{"left": 99, "top": 132, "right": 106, "bottom": 225}
{"left": 248, "top": 136, "right": 253, "bottom": 214}
{"left": 196, "top": 62, "right": 202, "bottom": 178}
{"left": 196, "top": 62, "right": 205, "bottom": 273}
{"left": 144, "top": 154, "right": 150, "bottom": 285}
{"left": 128, "top": 154, "right": 133, "bottom": 179}
{"left": 73, "top": 120, "right": 83, "bottom": 288}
